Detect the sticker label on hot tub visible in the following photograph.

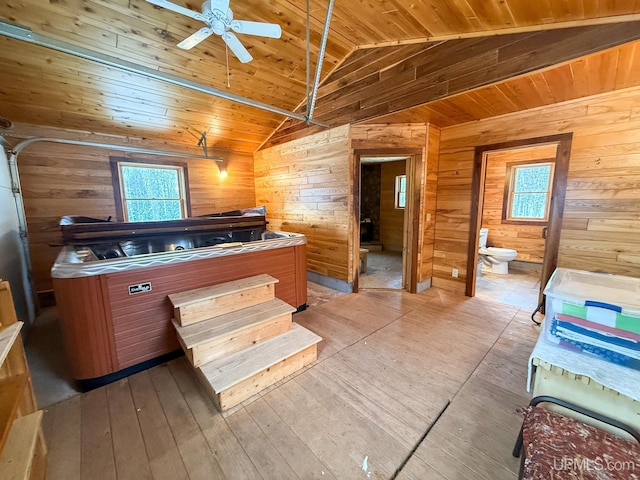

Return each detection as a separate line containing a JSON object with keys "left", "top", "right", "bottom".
{"left": 129, "top": 282, "right": 152, "bottom": 295}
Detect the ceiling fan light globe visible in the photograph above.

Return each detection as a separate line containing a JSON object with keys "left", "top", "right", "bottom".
{"left": 212, "top": 21, "right": 226, "bottom": 36}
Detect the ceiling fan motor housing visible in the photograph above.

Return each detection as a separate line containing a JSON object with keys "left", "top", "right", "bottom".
{"left": 202, "top": 0, "right": 232, "bottom": 31}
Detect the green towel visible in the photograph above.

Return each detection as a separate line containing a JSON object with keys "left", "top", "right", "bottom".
{"left": 559, "top": 301, "right": 640, "bottom": 335}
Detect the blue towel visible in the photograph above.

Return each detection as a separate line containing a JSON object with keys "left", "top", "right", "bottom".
{"left": 555, "top": 319, "right": 640, "bottom": 352}
{"left": 550, "top": 318, "right": 640, "bottom": 370}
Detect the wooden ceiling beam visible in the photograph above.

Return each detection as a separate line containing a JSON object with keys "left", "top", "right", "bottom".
{"left": 355, "top": 13, "right": 640, "bottom": 49}
{"left": 264, "top": 23, "right": 640, "bottom": 148}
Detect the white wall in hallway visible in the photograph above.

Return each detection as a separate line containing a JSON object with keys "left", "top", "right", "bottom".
{"left": 0, "top": 142, "right": 34, "bottom": 323}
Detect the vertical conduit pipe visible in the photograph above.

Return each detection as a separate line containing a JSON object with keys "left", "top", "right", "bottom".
{"left": 307, "top": 0, "right": 335, "bottom": 122}
{"left": 3, "top": 135, "right": 226, "bottom": 323}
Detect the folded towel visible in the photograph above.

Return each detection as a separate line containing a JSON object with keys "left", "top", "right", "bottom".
{"left": 586, "top": 305, "right": 617, "bottom": 326}
{"left": 556, "top": 339, "right": 640, "bottom": 370}
{"left": 551, "top": 299, "right": 640, "bottom": 334}
{"left": 551, "top": 319, "right": 640, "bottom": 361}
{"left": 556, "top": 313, "right": 640, "bottom": 342}
{"left": 555, "top": 318, "right": 640, "bottom": 352}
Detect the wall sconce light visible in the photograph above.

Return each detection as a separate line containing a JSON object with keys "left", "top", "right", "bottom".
{"left": 195, "top": 129, "right": 227, "bottom": 177}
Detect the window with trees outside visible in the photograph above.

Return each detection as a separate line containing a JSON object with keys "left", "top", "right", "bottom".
{"left": 111, "top": 158, "right": 190, "bottom": 222}
{"left": 395, "top": 174, "right": 406, "bottom": 209}
{"left": 503, "top": 161, "right": 554, "bottom": 223}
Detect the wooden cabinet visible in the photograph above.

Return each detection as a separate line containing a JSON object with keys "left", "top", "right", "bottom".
{"left": 0, "top": 280, "right": 47, "bottom": 479}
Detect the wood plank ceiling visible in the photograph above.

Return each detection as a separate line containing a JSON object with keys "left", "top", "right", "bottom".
{"left": 0, "top": 1, "right": 640, "bottom": 153}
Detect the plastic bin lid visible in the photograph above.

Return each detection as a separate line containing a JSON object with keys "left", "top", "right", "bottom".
{"left": 544, "top": 268, "right": 640, "bottom": 313}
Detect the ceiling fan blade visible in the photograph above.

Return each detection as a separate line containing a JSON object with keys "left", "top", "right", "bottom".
{"left": 146, "top": 0, "right": 204, "bottom": 21}
{"left": 231, "top": 20, "right": 281, "bottom": 38}
{"left": 177, "top": 27, "right": 214, "bottom": 49}
{"left": 209, "top": 0, "right": 230, "bottom": 14}
{"left": 222, "top": 31, "right": 252, "bottom": 63}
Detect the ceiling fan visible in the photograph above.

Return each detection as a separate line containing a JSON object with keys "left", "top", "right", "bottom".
{"left": 146, "top": 0, "right": 282, "bottom": 63}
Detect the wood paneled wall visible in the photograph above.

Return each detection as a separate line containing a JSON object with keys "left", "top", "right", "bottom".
{"left": 380, "top": 160, "right": 406, "bottom": 251}
{"left": 254, "top": 126, "right": 353, "bottom": 281}
{"left": 421, "top": 125, "right": 440, "bottom": 282}
{"left": 11, "top": 125, "right": 256, "bottom": 294}
{"left": 481, "top": 145, "right": 557, "bottom": 263}
{"left": 350, "top": 124, "right": 437, "bottom": 289}
{"left": 255, "top": 123, "right": 438, "bottom": 288}
{"left": 435, "top": 85, "right": 640, "bottom": 294}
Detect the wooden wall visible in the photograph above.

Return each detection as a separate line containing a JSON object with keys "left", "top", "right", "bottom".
{"left": 380, "top": 160, "right": 406, "bottom": 251}
{"left": 350, "top": 124, "right": 435, "bottom": 289}
{"left": 11, "top": 124, "right": 256, "bottom": 294}
{"left": 421, "top": 125, "right": 440, "bottom": 283}
{"left": 254, "top": 126, "right": 353, "bottom": 281}
{"left": 255, "top": 123, "right": 438, "bottom": 289}
{"left": 435, "top": 85, "right": 640, "bottom": 294}
{"left": 481, "top": 145, "right": 557, "bottom": 263}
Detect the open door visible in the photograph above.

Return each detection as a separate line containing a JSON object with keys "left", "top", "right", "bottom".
{"left": 354, "top": 149, "right": 422, "bottom": 292}
{"left": 466, "top": 134, "right": 572, "bottom": 305}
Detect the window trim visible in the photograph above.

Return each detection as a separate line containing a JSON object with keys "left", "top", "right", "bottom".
{"left": 394, "top": 174, "right": 406, "bottom": 209}
{"left": 110, "top": 157, "right": 191, "bottom": 222}
{"left": 501, "top": 159, "right": 554, "bottom": 225}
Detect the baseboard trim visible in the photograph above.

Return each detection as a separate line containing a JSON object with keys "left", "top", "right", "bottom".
{"left": 307, "top": 271, "right": 353, "bottom": 294}
{"left": 416, "top": 277, "right": 432, "bottom": 293}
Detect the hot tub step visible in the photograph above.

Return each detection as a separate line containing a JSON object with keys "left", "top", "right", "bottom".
{"left": 196, "top": 323, "right": 321, "bottom": 411}
{"left": 173, "top": 298, "right": 295, "bottom": 367}
{"left": 169, "top": 274, "right": 278, "bottom": 326}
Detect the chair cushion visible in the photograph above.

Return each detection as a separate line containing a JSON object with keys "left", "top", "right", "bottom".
{"left": 521, "top": 406, "right": 640, "bottom": 480}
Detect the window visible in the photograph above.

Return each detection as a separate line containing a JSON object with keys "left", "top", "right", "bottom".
{"left": 503, "top": 161, "right": 554, "bottom": 223}
{"left": 395, "top": 174, "right": 406, "bottom": 209}
{"left": 110, "top": 158, "right": 190, "bottom": 222}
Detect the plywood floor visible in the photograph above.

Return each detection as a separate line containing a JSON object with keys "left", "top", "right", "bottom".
{"left": 41, "top": 288, "right": 540, "bottom": 480}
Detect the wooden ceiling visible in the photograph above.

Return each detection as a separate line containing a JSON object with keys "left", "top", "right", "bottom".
{"left": 1, "top": 1, "right": 640, "bottom": 153}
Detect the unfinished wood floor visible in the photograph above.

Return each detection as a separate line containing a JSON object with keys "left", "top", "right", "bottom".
{"left": 41, "top": 288, "right": 540, "bottom": 480}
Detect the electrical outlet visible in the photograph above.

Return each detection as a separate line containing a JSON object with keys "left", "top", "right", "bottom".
{"left": 426, "top": 213, "right": 431, "bottom": 222}
{"left": 452, "top": 268, "right": 459, "bottom": 278}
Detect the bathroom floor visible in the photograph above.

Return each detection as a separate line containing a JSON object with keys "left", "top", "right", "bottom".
{"left": 358, "top": 250, "right": 403, "bottom": 289}
{"left": 475, "top": 261, "right": 542, "bottom": 312}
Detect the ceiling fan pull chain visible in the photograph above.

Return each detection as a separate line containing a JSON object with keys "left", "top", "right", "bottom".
{"left": 226, "top": 43, "right": 231, "bottom": 88}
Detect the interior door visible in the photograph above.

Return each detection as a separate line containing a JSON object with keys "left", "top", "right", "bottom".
{"left": 466, "top": 134, "right": 573, "bottom": 303}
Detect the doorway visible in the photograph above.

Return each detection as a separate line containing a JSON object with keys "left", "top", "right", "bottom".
{"left": 466, "top": 134, "right": 572, "bottom": 309}
{"left": 358, "top": 155, "right": 412, "bottom": 290}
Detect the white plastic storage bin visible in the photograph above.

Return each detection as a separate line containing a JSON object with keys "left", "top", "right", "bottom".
{"left": 543, "top": 268, "right": 640, "bottom": 369}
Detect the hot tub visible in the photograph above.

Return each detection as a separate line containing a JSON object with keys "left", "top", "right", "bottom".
{"left": 51, "top": 212, "right": 307, "bottom": 388}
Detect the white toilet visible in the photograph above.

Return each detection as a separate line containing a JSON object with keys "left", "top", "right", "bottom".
{"left": 478, "top": 228, "right": 518, "bottom": 275}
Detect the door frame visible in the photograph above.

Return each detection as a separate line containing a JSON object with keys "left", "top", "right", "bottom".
{"left": 354, "top": 148, "right": 423, "bottom": 293}
{"left": 466, "top": 133, "right": 573, "bottom": 300}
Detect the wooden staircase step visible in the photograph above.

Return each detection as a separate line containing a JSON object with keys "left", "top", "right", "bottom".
{"left": 197, "top": 323, "right": 321, "bottom": 411}
{"left": 173, "top": 298, "right": 296, "bottom": 367}
{"left": 168, "top": 274, "right": 278, "bottom": 326}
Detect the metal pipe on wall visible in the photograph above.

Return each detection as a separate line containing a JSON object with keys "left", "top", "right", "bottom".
{"left": 308, "top": 0, "right": 335, "bottom": 121}
{"left": 0, "top": 20, "right": 328, "bottom": 128}
{"left": 3, "top": 135, "right": 230, "bottom": 322}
